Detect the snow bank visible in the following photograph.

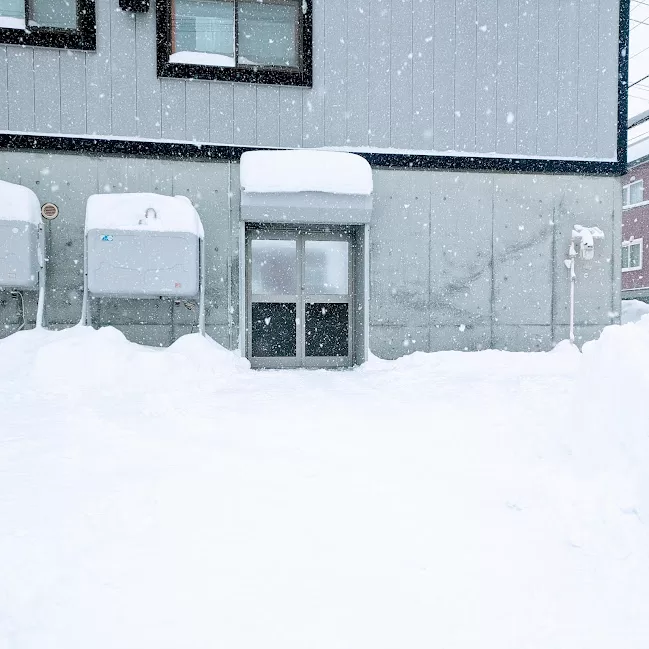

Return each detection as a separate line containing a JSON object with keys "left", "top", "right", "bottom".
{"left": 240, "top": 150, "right": 373, "bottom": 195}
{"left": 621, "top": 299, "right": 649, "bottom": 324}
{"left": 85, "top": 193, "right": 204, "bottom": 237}
{"left": 1, "top": 323, "right": 649, "bottom": 648}
{"left": 0, "top": 326, "right": 248, "bottom": 398}
{"left": 0, "top": 179, "right": 41, "bottom": 224}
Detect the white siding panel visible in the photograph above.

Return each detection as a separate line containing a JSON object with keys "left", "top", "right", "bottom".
{"left": 110, "top": 9, "right": 137, "bottom": 137}
{"left": 390, "top": 0, "right": 413, "bottom": 149}
{"left": 346, "top": 0, "right": 369, "bottom": 147}
{"left": 454, "top": 0, "right": 477, "bottom": 152}
{"left": 256, "top": 86, "right": 280, "bottom": 147}
{"left": 135, "top": 9, "right": 160, "bottom": 140}
{"left": 185, "top": 81, "right": 210, "bottom": 143}
{"left": 496, "top": 0, "right": 517, "bottom": 154}
{"left": 516, "top": 0, "right": 538, "bottom": 155}
{"left": 557, "top": 0, "right": 579, "bottom": 157}
{"left": 475, "top": 0, "right": 498, "bottom": 152}
{"left": 597, "top": 0, "right": 619, "bottom": 159}
{"left": 411, "top": 0, "right": 434, "bottom": 149}
{"left": 324, "top": 0, "right": 347, "bottom": 145}
{"left": 433, "top": 0, "right": 455, "bottom": 151}
{"left": 368, "top": 0, "right": 391, "bottom": 147}
{"left": 34, "top": 50, "right": 61, "bottom": 133}
{"left": 577, "top": 0, "right": 601, "bottom": 157}
{"left": 537, "top": 0, "right": 559, "bottom": 156}
{"left": 209, "top": 84, "right": 234, "bottom": 144}
{"left": 7, "top": 47, "right": 35, "bottom": 132}
{"left": 86, "top": 0, "right": 112, "bottom": 135}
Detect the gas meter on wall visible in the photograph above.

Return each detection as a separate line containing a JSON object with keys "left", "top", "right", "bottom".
{"left": 572, "top": 225, "right": 604, "bottom": 261}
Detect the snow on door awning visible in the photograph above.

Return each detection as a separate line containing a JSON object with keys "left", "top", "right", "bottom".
{"left": 239, "top": 150, "right": 373, "bottom": 225}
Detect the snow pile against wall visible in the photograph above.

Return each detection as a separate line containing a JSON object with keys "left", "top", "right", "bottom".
{"left": 1, "top": 323, "right": 648, "bottom": 648}
{"left": 621, "top": 299, "right": 649, "bottom": 324}
{"left": 240, "top": 150, "right": 373, "bottom": 195}
{"left": 85, "top": 193, "right": 204, "bottom": 237}
{"left": 0, "top": 179, "right": 41, "bottom": 224}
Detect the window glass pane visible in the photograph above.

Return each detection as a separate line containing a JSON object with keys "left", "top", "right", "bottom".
{"left": 622, "top": 245, "right": 630, "bottom": 269}
{"left": 251, "top": 239, "right": 297, "bottom": 295}
{"left": 238, "top": 0, "right": 299, "bottom": 67}
{"left": 304, "top": 241, "right": 349, "bottom": 295}
{"left": 305, "top": 303, "right": 349, "bottom": 357}
{"left": 174, "top": 0, "right": 234, "bottom": 64}
{"left": 0, "top": 0, "right": 23, "bottom": 20}
{"left": 32, "top": 0, "right": 77, "bottom": 28}
{"left": 252, "top": 302, "right": 296, "bottom": 357}
{"left": 630, "top": 182, "right": 644, "bottom": 205}
{"left": 630, "top": 243, "right": 641, "bottom": 269}
{"left": 623, "top": 186, "right": 630, "bottom": 206}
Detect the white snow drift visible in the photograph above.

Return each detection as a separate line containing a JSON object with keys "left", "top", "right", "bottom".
{"left": 0, "top": 322, "right": 648, "bottom": 648}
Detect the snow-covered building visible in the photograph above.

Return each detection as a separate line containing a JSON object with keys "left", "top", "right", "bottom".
{"left": 0, "top": 0, "right": 629, "bottom": 366}
{"left": 622, "top": 139, "right": 649, "bottom": 301}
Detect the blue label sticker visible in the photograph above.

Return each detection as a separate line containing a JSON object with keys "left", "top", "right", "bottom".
{"left": 101, "top": 235, "right": 114, "bottom": 242}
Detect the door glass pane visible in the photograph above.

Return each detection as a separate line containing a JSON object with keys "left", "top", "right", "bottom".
{"left": 305, "top": 303, "right": 349, "bottom": 357}
{"left": 0, "top": 0, "right": 23, "bottom": 20}
{"left": 32, "top": 0, "right": 77, "bottom": 28}
{"left": 174, "top": 0, "right": 235, "bottom": 64}
{"left": 237, "top": 0, "right": 299, "bottom": 67}
{"left": 251, "top": 239, "right": 297, "bottom": 295}
{"left": 304, "top": 241, "right": 349, "bottom": 295}
{"left": 252, "top": 302, "right": 296, "bottom": 357}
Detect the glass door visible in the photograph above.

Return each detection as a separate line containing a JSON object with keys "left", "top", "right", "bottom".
{"left": 246, "top": 227, "right": 353, "bottom": 369}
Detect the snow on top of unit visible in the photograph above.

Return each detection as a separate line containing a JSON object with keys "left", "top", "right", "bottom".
{"left": 85, "top": 193, "right": 204, "bottom": 237}
{"left": 240, "top": 150, "right": 373, "bottom": 195}
{"left": 0, "top": 179, "right": 41, "bottom": 225}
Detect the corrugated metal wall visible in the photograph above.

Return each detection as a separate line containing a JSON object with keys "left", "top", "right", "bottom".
{"left": 0, "top": 0, "right": 620, "bottom": 159}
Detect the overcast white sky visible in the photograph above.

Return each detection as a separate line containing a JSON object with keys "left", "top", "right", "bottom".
{"left": 628, "top": 0, "right": 649, "bottom": 148}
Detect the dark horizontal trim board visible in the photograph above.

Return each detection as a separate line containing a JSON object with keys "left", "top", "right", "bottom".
{"left": 0, "top": 134, "right": 625, "bottom": 175}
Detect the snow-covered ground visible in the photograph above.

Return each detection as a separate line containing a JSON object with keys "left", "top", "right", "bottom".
{"left": 622, "top": 298, "right": 649, "bottom": 324}
{"left": 1, "top": 321, "right": 649, "bottom": 648}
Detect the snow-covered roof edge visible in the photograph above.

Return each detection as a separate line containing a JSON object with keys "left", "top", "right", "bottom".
{"left": 240, "top": 150, "right": 373, "bottom": 196}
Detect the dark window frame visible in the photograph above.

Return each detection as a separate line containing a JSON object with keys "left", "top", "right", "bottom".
{"left": 156, "top": 0, "right": 312, "bottom": 87}
{"left": 0, "top": 0, "right": 96, "bottom": 50}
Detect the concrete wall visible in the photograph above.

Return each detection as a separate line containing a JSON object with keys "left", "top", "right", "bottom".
{"left": 0, "top": 150, "right": 621, "bottom": 354}
{"left": 0, "top": 0, "right": 621, "bottom": 160}
{"left": 622, "top": 160, "right": 649, "bottom": 293}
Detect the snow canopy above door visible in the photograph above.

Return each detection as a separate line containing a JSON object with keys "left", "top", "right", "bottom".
{"left": 239, "top": 150, "right": 373, "bottom": 225}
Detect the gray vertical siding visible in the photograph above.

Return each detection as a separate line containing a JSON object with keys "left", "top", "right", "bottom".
{"left": 0, "top": 0, "right": 621, "bottom": 160}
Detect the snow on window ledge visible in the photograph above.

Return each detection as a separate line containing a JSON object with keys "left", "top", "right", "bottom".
{"left": 0, "top": 16, "right": 26, "bottom": 30}
{"left": 170, "top": 51, "right": 235, "bottom": 68}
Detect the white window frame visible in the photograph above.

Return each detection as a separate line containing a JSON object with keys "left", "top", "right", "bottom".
{"left": 623, "top": 180, "right": 645, "bottom": 208}
{"left": 622, "top": 237, "right": 643, "bottom": 272}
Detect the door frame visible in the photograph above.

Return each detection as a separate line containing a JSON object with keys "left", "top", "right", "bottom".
{"left": 241, "top": 223, "right": 365, "bottom": 369}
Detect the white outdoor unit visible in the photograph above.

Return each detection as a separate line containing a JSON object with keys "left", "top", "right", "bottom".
{"left": 0, "top": 180, "right": 46, "bottom": 327}
{"left": 83, "top": 193, "right": 205, "bottom": 332}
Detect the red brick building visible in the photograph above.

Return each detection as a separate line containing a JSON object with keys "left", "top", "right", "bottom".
{"left": 622, "top": 148, "right": 649, "bottom": 300}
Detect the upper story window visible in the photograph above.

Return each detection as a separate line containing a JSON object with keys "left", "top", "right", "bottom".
{"left": 622, "top": 238, "right": 643, "bottom": 273}
{"left": 157, "top": 0, "right": 312, "bottom": 86}
{"left": 0, "top": 0, "right": 95, "bottom": 49}
{"left": 623, "top": 180, "right": 645, "bottom": 208}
